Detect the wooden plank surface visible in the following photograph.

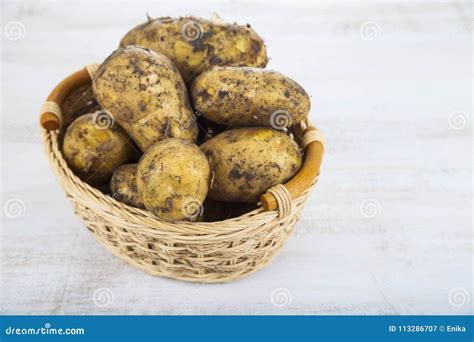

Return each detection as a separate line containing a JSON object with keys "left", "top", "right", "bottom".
{"left": 1, "top": 1, "right": 472, "bottom": 315}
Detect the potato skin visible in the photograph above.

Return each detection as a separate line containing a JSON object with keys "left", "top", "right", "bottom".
{"left": 93, "top": 46, "right": 198, "bottom": 151}
{"left": 200, "top": 128, "right": 302, "bottom": 203}
{"left": 136, "top": 138, "right": 211, "bottom": 221}
{"left": 110, "top": 164, "right": 145, "bottom": 209}
{"left": 191, "top": 66, "right": 310, "bottom": 127}
{"left": 119, "top": 16, "right": 268, "bottom": 80}
{"left": 62, "top": 113, "right": 136, "bottom": 186}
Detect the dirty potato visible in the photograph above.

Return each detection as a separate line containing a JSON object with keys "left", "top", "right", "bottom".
{"left": 119, "top": 16, "right": 268, "bottom": 80}
{"left": 110, "top": 164, "right": 145, "bottom": 209}
{"left": 93, "top": 46, "right": 198, "bottom": 151}
{"left": 200, "top": 128, "right": 302, "bottom": 202}
{"left": 62, "top": 113, "right": 136, "bottom": 186}
{"left": 136, "top": 138, "right": 211, "bottom": 221}
{"left": 192, "top": 66, "right": 310, "bottom": 128}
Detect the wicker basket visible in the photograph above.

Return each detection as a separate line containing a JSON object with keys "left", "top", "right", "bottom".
{"left": 40, "top": 65, "right": 324, "bottom": 283}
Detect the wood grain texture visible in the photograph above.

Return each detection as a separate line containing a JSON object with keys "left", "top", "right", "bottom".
{"left": 1, "top": 1, "right": 472, "bottom": 315}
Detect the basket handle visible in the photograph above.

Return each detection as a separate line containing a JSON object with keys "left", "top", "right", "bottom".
{"left": 40, "top": 66, "right": 323, "bottom": 213}
{"left": 40, "top": 64, "right": 99, "bottom": 130}
{"left": 260, "top": 126, "right": 324, "bottom": 212}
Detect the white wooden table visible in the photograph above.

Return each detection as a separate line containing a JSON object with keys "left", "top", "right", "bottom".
{"left": 1, "top": 1, "right": 472, "bottom": 315}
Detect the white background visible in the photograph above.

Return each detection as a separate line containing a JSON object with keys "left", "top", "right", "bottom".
{"left": 1, "top": 0, "right": 472, "bottom": 315}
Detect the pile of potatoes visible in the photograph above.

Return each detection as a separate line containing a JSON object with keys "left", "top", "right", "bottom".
{"left": 62, "top": 16, "right": 310, "bottom": 222}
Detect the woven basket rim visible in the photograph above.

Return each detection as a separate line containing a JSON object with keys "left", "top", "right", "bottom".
{"left": 38, "top": 64, "right": 323, "bottom": 283}
{"left": 41, "top": 122, "right": 316, "bottom": 236}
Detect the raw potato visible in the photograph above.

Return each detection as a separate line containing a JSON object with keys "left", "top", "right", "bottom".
{"left": 110, "top": 164, "right": 145, "bottom": 209}
{"left": 93, "top": 46, "right": 198, "bottom": 151}
{"left": 192, "top": 66, "right": 310, "bottom": 127}
{"left": 120, "top": 16, "right": 268, "bottom": 80}
{"left": 136, "top": 138, "right": 211, "bottom": 221}
{"left": 62, "top": 113, "right": 136, "bottom": 186}
{"left": 200, "top": 128, "right": 303, "bottom": 202}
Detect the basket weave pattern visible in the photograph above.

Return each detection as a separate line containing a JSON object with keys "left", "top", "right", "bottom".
{"left": 42, "top": 128, "right": 315, "bottom": 283}
{"left": 40, "top": 66, "right": 322, "bottom": 283}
